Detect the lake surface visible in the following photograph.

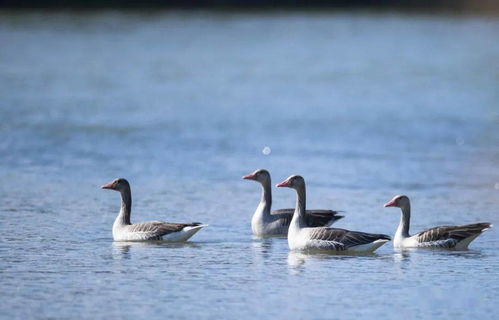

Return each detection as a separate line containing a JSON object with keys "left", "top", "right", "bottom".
{"left": 1, "top": 9, "right": 499, "bottom": 320}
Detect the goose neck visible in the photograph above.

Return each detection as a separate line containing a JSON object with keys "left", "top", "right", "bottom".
{"left": 116, "top": 187, "right": 132, "bottom": 225}
{"left": 260, "top": 179, "right": 272, "bottom": 208}
{"left": 293, "top": 185, "right": 307, "bottom": 228}
{"left": 397, "top": 204, "right": 411, "bottom": 238}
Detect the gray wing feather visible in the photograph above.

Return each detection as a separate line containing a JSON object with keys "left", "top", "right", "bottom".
{"left": 416, "top": 222, "right": 491, "bottom": 245}
{"left": 129, "top": 221, "right": 202, "bottom": 240}
{"left": 271, "top": 208, "right": 344, "bottom": 227}
{"left": 309, "top": 227, "right": 391, "bottom": 250}
{"left": 265, "top": 214, "right": 292, "bottom": 235}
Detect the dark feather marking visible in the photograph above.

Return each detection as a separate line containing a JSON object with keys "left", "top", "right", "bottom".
{"left": 128, "top": 222, "right": 202, "bottom": 240}
{"left": 309, "top": 227, "right": 391, "bottom": 250}
{"left": 271, "top": 209, "right": 344, "bottom": 227}
{"left": 416, "top": 222, "right": 491, "bottom": 246}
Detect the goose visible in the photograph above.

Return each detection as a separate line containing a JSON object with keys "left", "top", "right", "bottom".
{"left": 101, "top": 178, "right": 206, "bottom": 242}
{"left": 243, "top": 169, "right": 343, "bottom": 236}
{"left": 384, "top": 195, "right": 492, "bottom": 249}
{"left": 276, "top": 175, "right": 390, "bottom": 252}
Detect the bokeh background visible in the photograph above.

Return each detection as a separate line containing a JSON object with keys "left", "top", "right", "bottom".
{"left": 1, "top": 2, "right": 499, "bottom": 320}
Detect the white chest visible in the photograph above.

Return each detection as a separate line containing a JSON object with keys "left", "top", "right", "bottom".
{"left": 393, "top": 232, "right": 418, "bottom": 248}
{"left": 251, "top": 206, "right": 264, "bottom": 235}
{"left": 251, "top": 202, "right": 274, "bottom": 236}
{"left": 287, "top": 218, "right": 308, "bottom": 250}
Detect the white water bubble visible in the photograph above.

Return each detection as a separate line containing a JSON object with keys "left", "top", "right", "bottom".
{"left": 262, "top": 146, "right": 271, "bottom": 155}
{"left": 495, "top": 183, "right": 499, "bottom": 190}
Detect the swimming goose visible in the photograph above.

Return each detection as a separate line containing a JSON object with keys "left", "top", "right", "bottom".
{"left": 384, "top": 195, "right": 492, "bottom": 249}
{"left": 101, "top": 178, "right": 206, "bottom": 242}
{"left": 276, "top": 175, "right": 390, "bottom": 252}
{"left": 243, "top": 169, "right": 343, "bottom": 236}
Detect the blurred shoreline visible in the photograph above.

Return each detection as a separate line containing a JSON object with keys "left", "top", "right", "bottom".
{"left": 1, "top": 0, "right": 499, "bottom": 15}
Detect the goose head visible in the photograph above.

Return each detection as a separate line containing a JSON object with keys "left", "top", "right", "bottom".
{"left": 384, "top": 195, "right": 410, "bottom": 209}
{"left": 276, "top": 175, "right": 305, "bottom": 190}
{"left": 101, "top": 178, "right": 130, "bottom": 192}
{"left": 242, "top": 169, "right": 271, "bottom": 185}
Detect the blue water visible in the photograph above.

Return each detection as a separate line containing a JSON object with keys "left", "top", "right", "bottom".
{"left": 1, "top": 10, "right": 499, "bottom": 320}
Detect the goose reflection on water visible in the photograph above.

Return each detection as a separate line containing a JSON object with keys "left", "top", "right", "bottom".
{"left": 250, "top": 236, "right": 278, "bottom": 264}
{"left": 391, "top": 247, "right": 488, "bottom": 276}
{"left": 111, "top": 241, "right": 201, "bottom": 260}
{"left": 287, "top": 250, "right": 381, "bottom": 273}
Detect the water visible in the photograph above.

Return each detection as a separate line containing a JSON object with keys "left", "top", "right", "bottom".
{"left": 1, "top": 10, "right": 499, "bottom": 319}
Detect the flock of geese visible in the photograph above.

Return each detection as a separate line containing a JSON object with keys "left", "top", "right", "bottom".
{"left": 102, "top": 169, "right": 492, "bottom": 253}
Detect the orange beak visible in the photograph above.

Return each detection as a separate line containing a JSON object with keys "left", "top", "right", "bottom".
{"left": 101, "top": 182, "right": 114, "bottom": 189}
{"left": 276, "top": 179, "right": 290, "bottom": 188}
{"left": 242, "top": 173, "right": 257, "bottom": 180}
{"left": 384, "top": 199, "right": 397, "bottom": 207}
